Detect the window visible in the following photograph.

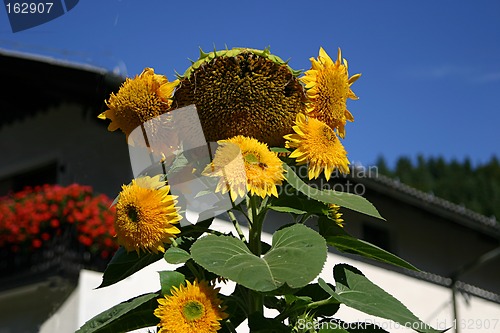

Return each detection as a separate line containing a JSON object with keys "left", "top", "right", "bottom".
{"left": 0, "top": 161, "right": 58, "bottom": 196}
{"left": 362, "top": 223, "right": 392, "bottom": 252}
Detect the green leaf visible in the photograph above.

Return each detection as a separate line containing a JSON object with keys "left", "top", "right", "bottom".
{"left": 282, "top": 164, "right": 384, "bottom": 220}
{"left": 180, "top": 217, "right": 214, "bottom": 238}
{"left": 270, "top": 189, "right": 330, "bottom": 216}
{"left": 164, "top": 247, "right": 191, "bottom": 264}
{"left": 98, "top": 247, "right": 163, "bottom": 288}
{"left": 166, "top": 149, "right": 189, "bottom": 177}
{"left": 158, "top": 271, "right": 185, "bottom": 296}
{"left": 268, "top": 206, "right": 308, "bottom": 215}
{"left": 270, "top": 147, "right": 290, "bottom": 153}
{"left": 330, "top": 235, "right": 418, "bottom": 271}
{"left": 318, "top": 218, "right": 418, "bottom": 271}
{"left": 318, "top": 277, "right": 336, "bottom": 296}
{"left": 324, "top": 264, "right": 445, "bottom": 333}
{"left": 248, "top": 312, "right": 290, "bottom": 333}
{"left": 191, "top": 224, "right": 327, "bottom": 292}
{"left": 76, "top": 293, "right": 159, "bottom": 333}
{"left": 294, "top": 283, "right": 340, "bottom": 317}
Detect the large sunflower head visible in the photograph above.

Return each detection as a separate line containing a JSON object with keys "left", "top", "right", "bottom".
{"left": 98, "top": 67, "right": 179, "bottom": 139}
{"left": 300, "top": 47, "right": 361, "bottom": 138}
{"left": 154, "top": 280, "right": 228, "bottom": 333}
{"left": 114, "top": 175, "right": 181, "bottom": 254}
{"left": 284, "top": 113, "right": 350, "bottom": 181}
{"left": 203, "top": 135, "right": 285, "bottom": 199}
{"left": 171, "top": 48, "right": 307, "bottom": 147}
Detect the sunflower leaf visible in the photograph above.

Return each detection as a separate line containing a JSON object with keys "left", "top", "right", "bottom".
{"left": 164, "top": 247, "right": 191, "bottom": 264}
{"left": 190, "top": 224, "right": 327, "bottom": 292}
{"left": 75, "top": 292, "right": 159, "bottom": 333}
{"left": 158, "top": 271, "right": 185, "bottom": 296}
{"left": 318, "top": 218, "right": 418, "bottom": 271}
{"left": 282, "top": 163, "right": 384, "bottom": 220}
{"left": 98, "top": 247, "right": 163, "bottom": 288}
{"left": 321, "top": 265, "right": 446, "bottom": 333}
{"left": 268, "top": 205, "right": 308, "bottom": 215}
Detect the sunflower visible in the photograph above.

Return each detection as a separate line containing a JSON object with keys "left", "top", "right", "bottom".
{"left": 201, "top": 141, "right": 247, "bottom": 201}
{"left": 172, "top": 48, "right": 307, "bottom": 146}
{"left": 284, "top": 113, "right": 349, "bottom": 181}
{"left": 203, "top": 136, "right": 285, "bottom": 199}
{"left": 300, "top": 47, "right": 360, "bottom": 138}
{"left": 328, "top": 204, "right": 345, "bottom": 227}
{"left": 98, "top": 67, "right": 179, "bottom": 139}
{"left": 114, "top": 175, "right": 181, "bottom": 254}
{"left": 154, "top": 280, "right": 228, "bottom": 333}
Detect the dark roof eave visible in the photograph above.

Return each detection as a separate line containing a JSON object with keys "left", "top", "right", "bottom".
{"left": 0, "top": 48, "right": 125, "bottom": 127}
{"left": 349, "top": 168, "right": 500, "bottom": 239}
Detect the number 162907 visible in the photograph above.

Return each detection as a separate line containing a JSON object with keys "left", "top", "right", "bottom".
{"left": 5, "top": 2, "right": 54, "bottom": 14}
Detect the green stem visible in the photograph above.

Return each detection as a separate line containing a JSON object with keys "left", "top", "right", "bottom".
{"left": 247, "top": 195, "right": 264, "bottom": 315}
{"left": 248, "top": 289, "right": 264, "bottom": 316}
{"left": 186, "top": 260, "right": 204, "bottom": 281}
{"left": 248, "top": 195, "right": 263, "bottom": 256}
{"left": 297, "top": 213, "right": 312, "bottom": 224}
{"left": 227, "top": 210, "right": 247, "bottom": 242}
{"left": 273, "top": 310, "right": 289, "bottom": 323}
{"left": 273, "top": 297, "right": 337, "bottom": 323}
{"left": 234, "top": 203, "right": 251, "bottom": 224}
{"left": 306, "top": 296, "right": 337, "bottom": 309}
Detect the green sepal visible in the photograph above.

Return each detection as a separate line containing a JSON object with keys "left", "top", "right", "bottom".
{"left": 158, "top": 271, "right": 185, "bottom": 296}
{"left": 181, "top": 47, "right": 303, "bottom": 79}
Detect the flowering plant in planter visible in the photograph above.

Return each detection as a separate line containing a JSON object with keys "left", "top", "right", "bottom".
{"left": 78, "top": 46, "right": 445, "bottom": 333}
{"left": 0, "top": 183, "right": 118, "bottom": 272}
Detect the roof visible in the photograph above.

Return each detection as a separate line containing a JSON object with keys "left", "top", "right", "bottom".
{"left": 341, "top": 165, "right": 500, "bottom": 303}
{"left": 406, "top": 268, "right": 500, "bottom": 304}
{"left": 349, "top": 165, "right": 500, "bottom": 239}
{"left": 0, "top": 48, "right": 124, "bottom": 127}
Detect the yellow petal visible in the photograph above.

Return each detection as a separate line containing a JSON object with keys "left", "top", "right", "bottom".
{"left": 349, "top": 73, "right": 362, "bottom": 84}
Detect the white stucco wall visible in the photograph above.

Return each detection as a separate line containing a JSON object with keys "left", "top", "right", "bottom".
{"left": 41, "top": 219, "right": 500, "bottom": 333}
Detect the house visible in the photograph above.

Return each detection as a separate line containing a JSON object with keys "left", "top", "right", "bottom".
{"left": 0, "top": 48, "right": 131, "bottom": 198}
{"left": 1, "top": 50, "right": 499, "bottom": 333}
{"left": 334, "top": 166, "right": 500, "bottom": 332}
{"left": 343, "top": 166, "right": 500, "bottom": 297}
{"left": 0, "top": 48, "right": 130, "bottom": 333}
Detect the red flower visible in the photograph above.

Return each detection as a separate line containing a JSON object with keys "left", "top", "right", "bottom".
{"left": 0, "top": 183, "right": 118, "bottom": 256}
{"left": 32, "top": 239, "right": 42, "bottom": 248}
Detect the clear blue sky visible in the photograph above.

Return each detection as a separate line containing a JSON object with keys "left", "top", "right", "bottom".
{"left": 1, "top": 0, "right": 499, "bottom": 169}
